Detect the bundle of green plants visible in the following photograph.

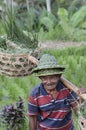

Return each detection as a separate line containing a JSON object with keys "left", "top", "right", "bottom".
{"left": 1, "top": 2, "right": 38, "bottom": 52}
{"left": 0, "top": 97, "right": 28, "bottom": 130}
{"left": 0, "top": 35, "right": 30, "bottom": 54}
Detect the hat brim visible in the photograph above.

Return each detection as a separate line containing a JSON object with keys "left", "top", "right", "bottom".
{"left": 33, "top": 65, "right": 65, "bottom": 71}
{"left": 33, "top": 67, "right": 65, "bottom": 77}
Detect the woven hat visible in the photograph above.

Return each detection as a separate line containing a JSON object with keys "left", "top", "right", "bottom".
{"left": 33, "top": 54, "right": 65, "bottom": 76}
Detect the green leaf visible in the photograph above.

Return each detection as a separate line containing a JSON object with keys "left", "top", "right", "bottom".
{"left": 71, "top": 6, "right": 86, "bottom": 27}
{"left": 58, "top": 8, "right": 73, "bottom": 37}
{"left": 79, "top": 22, "right": 86, "bottom": 29}
{"left": 40, "top": 17, "right": 54, "bottom": 30}
{"left": 58, "top": 8, "right": 68, "bottom": 17}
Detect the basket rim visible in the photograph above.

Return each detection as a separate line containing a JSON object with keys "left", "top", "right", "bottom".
{"left": 0, "top": 52, "right": 30, "bottom": 57}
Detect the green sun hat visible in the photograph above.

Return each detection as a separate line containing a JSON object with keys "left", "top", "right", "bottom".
{"left": 32, "top": 54, "right": 65, "bottom": 77}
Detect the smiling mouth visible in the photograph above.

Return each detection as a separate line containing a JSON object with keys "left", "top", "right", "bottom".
{"left": 46, "top": 84, "right": 57, "bottom": 88}
{"left": 46, "top": 82, "right": 56, "bottom": 86}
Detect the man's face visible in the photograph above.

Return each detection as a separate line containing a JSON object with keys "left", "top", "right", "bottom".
{"left": 40, "top": 75, "right": 61, "bottom": 91}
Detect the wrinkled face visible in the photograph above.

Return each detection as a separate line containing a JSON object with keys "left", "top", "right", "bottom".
{"left": 40, "top": 75, "right": 61, "bottom": 91}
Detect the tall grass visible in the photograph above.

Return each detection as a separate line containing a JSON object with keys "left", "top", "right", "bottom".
{"left": 0, "top": 22, "right": 5, "bottom": 35}
{"left": 0, "top": 45, "right": 86, "bottom": 129}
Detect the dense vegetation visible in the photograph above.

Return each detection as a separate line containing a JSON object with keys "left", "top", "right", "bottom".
{"left": 0, "top": 0, "right": 86, "bottom": 41}
{"left": 0, "top": 46, "right": 86, "bottom": 129}
{"left": 0, "top": 0, "right": 86, "bottom": 130}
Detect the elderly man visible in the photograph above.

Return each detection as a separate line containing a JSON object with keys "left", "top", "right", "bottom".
{"left": 27, "top": 54, "right": 86, "bottom": 130}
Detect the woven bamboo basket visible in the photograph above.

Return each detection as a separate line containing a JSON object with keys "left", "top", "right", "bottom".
{"left": 78, "top": 102, "right": 86, "bottom": 130}
{"left": 0, "top": 52, "right": 38, "bottom": 77}
{"left": 78, "top": 115, "right": 86, "bottom": 130}
{"left": 0, "top": 35, "right": 39, "bottom": 77}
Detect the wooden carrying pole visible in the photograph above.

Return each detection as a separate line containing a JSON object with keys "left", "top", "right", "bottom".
{"left": 28, "top": 56, "right": 86, "bottom": 101}
{"left": 61, "top": 77, "right": 86, "bottom": 101}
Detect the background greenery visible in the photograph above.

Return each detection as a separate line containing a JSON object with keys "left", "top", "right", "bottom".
{"left": 0, "top": 0, "right": 86, "bottom": 41}
{"left": 0, "top": 0, "right": 86, "bottom": 130}
{"left": 0, "top": 46, "right": 86, "bottom": 129}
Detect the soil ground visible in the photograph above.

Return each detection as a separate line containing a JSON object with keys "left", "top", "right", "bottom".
{"left": 38, "top": 41, "right": 86, "bottom": 49}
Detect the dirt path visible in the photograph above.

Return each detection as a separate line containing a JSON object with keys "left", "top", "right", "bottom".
{"left": 38, "top": 41, "right": 86, "bottom": 49}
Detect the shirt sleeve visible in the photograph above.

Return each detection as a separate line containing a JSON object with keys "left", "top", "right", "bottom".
{"left": 27, "top": 95, "right": 39, "bottom": 116}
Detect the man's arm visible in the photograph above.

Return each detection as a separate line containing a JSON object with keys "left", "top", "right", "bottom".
{"left": 29, "top": 115, "right": 38, "bottom": 130}
{"left": 72, "top": 105, "right": 79, "bottom": 116}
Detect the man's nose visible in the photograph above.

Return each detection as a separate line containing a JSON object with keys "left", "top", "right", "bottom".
{"left": 47, "top": 78, "right": 51, "bottom": 83}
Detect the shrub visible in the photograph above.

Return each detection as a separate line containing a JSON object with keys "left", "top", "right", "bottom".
{"left": 0, "top": 97, "right": 28, "bottom": 130}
